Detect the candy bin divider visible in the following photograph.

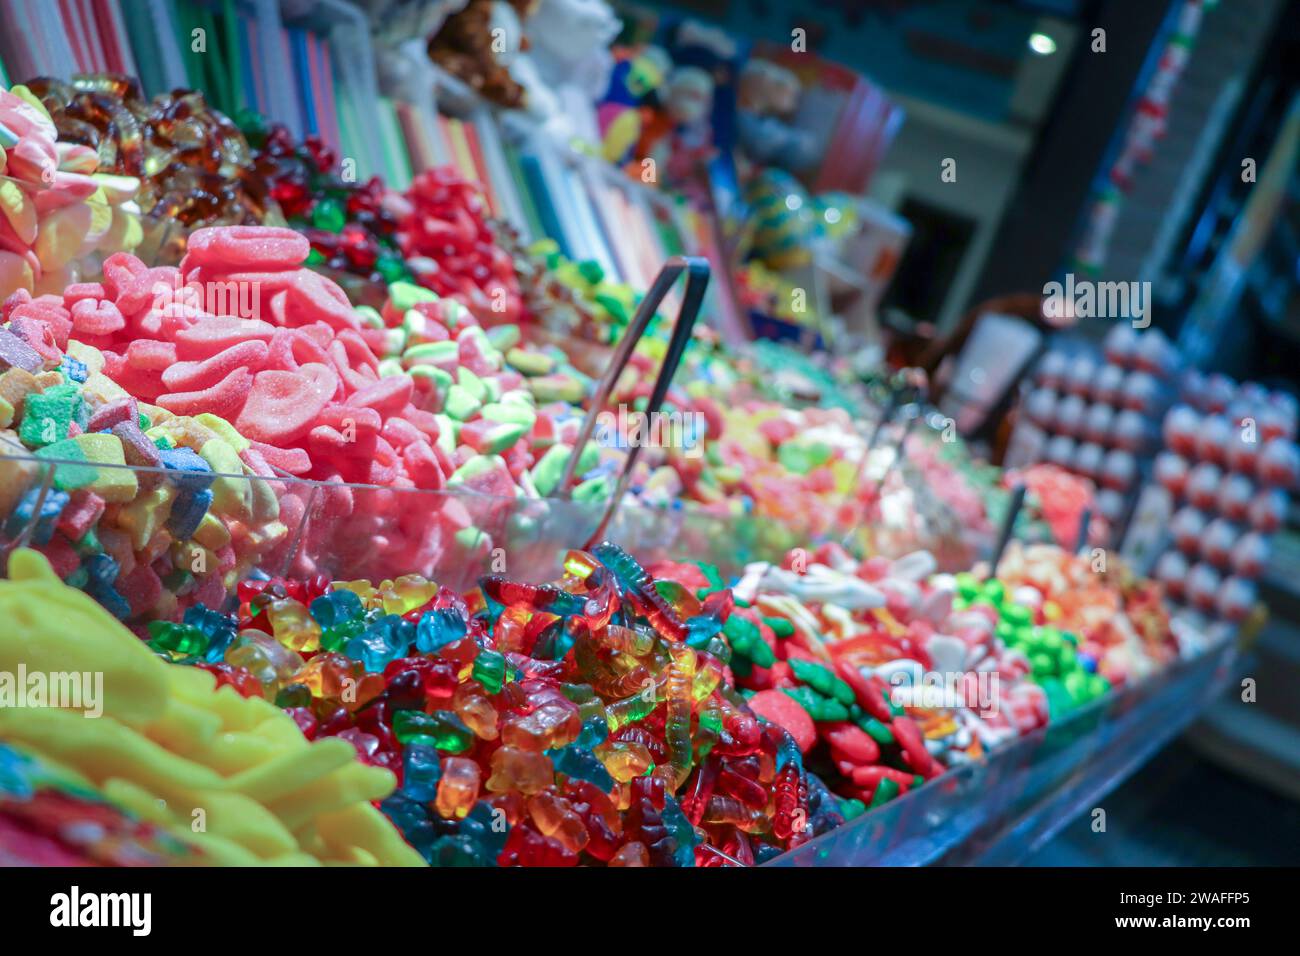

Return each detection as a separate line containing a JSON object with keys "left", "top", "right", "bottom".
{"left": 764, "top": 631, "right": 1233, "bottom": 866}
{"left": 275, "top": 478, "right": 322, "bottom": 581}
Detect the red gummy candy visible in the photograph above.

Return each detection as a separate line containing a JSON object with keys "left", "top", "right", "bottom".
{"left": 235, "top": 365, "right": 335, "bottom": 444}
{"left": 184, "top": 226, "right": 310, "bottom": 272}
{"left": 155, "top": 366, "right": 253, "bottom": 419}
{"left": 746, "top": 689, "right": 816, "bottom": 753}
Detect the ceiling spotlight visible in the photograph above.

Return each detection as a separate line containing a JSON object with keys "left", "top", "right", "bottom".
{"left": 1029, "top": 32, "right": 1057, "bottom": 55}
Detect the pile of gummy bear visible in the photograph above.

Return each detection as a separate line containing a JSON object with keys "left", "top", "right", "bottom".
{"left": 138, "top": 542, "right": 853, "bottom": 865}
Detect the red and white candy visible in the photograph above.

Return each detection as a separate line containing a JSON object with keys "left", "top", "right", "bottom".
{"left": 1229, "top": 532, "right": 1270, "bottom": 578}
{"left": 1185, "top": 462, "right": 1223, "bottom": 509}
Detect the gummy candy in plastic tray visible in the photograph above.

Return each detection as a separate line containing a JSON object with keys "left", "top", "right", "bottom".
{"left": 0, "top": 444, "right": 813, "bottom": 619}
{"left": 766, "top": 632, "right": 1234, "bottom": 866}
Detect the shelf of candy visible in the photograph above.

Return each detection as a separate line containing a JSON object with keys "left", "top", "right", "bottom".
{"left": 723, "top": 539, "right": 1226, "bottom": 865}
{"left": 1147, "top": 372, "right": 1297, "bottom": 625}
{"left": 1, "top": 83, "right": 142, "bottom": 299}
{"left": 0, "top": 462, "right": 1219, "bottom": 866}
{"left": 1010, "top": 325, "right": 1180, "bottom": 535}
{"left": 0, "top": 548, "right": 422, "bottom": 865}
{"left": 771, "top": 627, "right": 1234, "bottom": 865}
{"left": 21, "top": 76, "right": 276, "bottom": 266}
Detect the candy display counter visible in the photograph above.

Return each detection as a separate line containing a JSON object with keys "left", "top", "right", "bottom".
{"left": 769, "top": 630, "right": 1235, "bottom": 866}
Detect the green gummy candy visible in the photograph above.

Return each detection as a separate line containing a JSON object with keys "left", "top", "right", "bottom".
{"left": 389, "top": 281, "right": 439, "bottom": 312}
{"left": 447, "top": 454, "right": 500, "bottom": 486}
{"left": 789, "top": 658, "right": 855, "bottom": 706}
{"left": 433, "top": 414, "right": 458, "bottom": 456}
{"left": 577, "top": 441, "right": 600, "bottom": 474}
{"left": 19, "top": 389, "right": 80, "bottom": 447}
{"left": 476, "top": 422, "right": 528, "bottom": 455}
{"left": 355, "top": 305, "right": 384, "bottom": 329}
{"left": 443, "top": 384, "right": 481, "bottom": 421}
{"left": 481, "top": 402, "right": 535, "bottom": 429}
{"left": 506, "top": 348, "right": 554, "bottom": 377}
{"left": 763, "top": 616, "right": 794, "bottom": 638}
{"left": 377, "top": 357, "right": 405, "bottom": 379}
{"left": 455, "top": 526, "right": 489, "bottom": 551}
{"left": 858, "top": 716, "right": 895, "bottom": 745}
{"left": 573, "top": 474, "right": 612, "bottom": 502}
{"left": 456, "top": 368, "right": 489, "bottom": 403}
{"left": 486, "top": 325, "right": 520, "bottom": 351}
{"left": 529, "top": 444, "right": 571, "bottom": 497}
{"left": 403, "top": 341, "right": 458, "bottom": 364}
{"left": 868, "top": 778, "right": 900, "bottom": 808}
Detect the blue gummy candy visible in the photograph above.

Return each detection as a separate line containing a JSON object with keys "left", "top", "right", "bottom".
{"left": 167, "top": 487, "right": 212, "bottom": 541}
{"left": 415, "top": 607, "right": 467, "bottom": 653}
{"left": 547, "top": 744, "right": 614, "bottom": 791}
{"left": 159, "top": 447, "right": 214, "bottom": 492}
{"left": 402, "top": 743, "right": 442, "bottom": 802}
{"left": 310, "top": 589, "right": 363, "bottom": 629}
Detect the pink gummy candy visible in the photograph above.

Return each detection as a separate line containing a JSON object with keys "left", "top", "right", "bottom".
{"left": 161, "top": 339, "right": 269, "bottom": 393}
{"left": 173, "top": 316, "right": 276, "bottom": 361}
{"left": 235, "top": 364, "right": 336, "bottom": 445}
{"left": 155, "top": 366, "right": 254, "bottom": 419}
{"left": 70, "top": 298, "right": 126, "bottom": 336}
{"left": 184, "top": 226, "right": 310, "bottom": 272}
